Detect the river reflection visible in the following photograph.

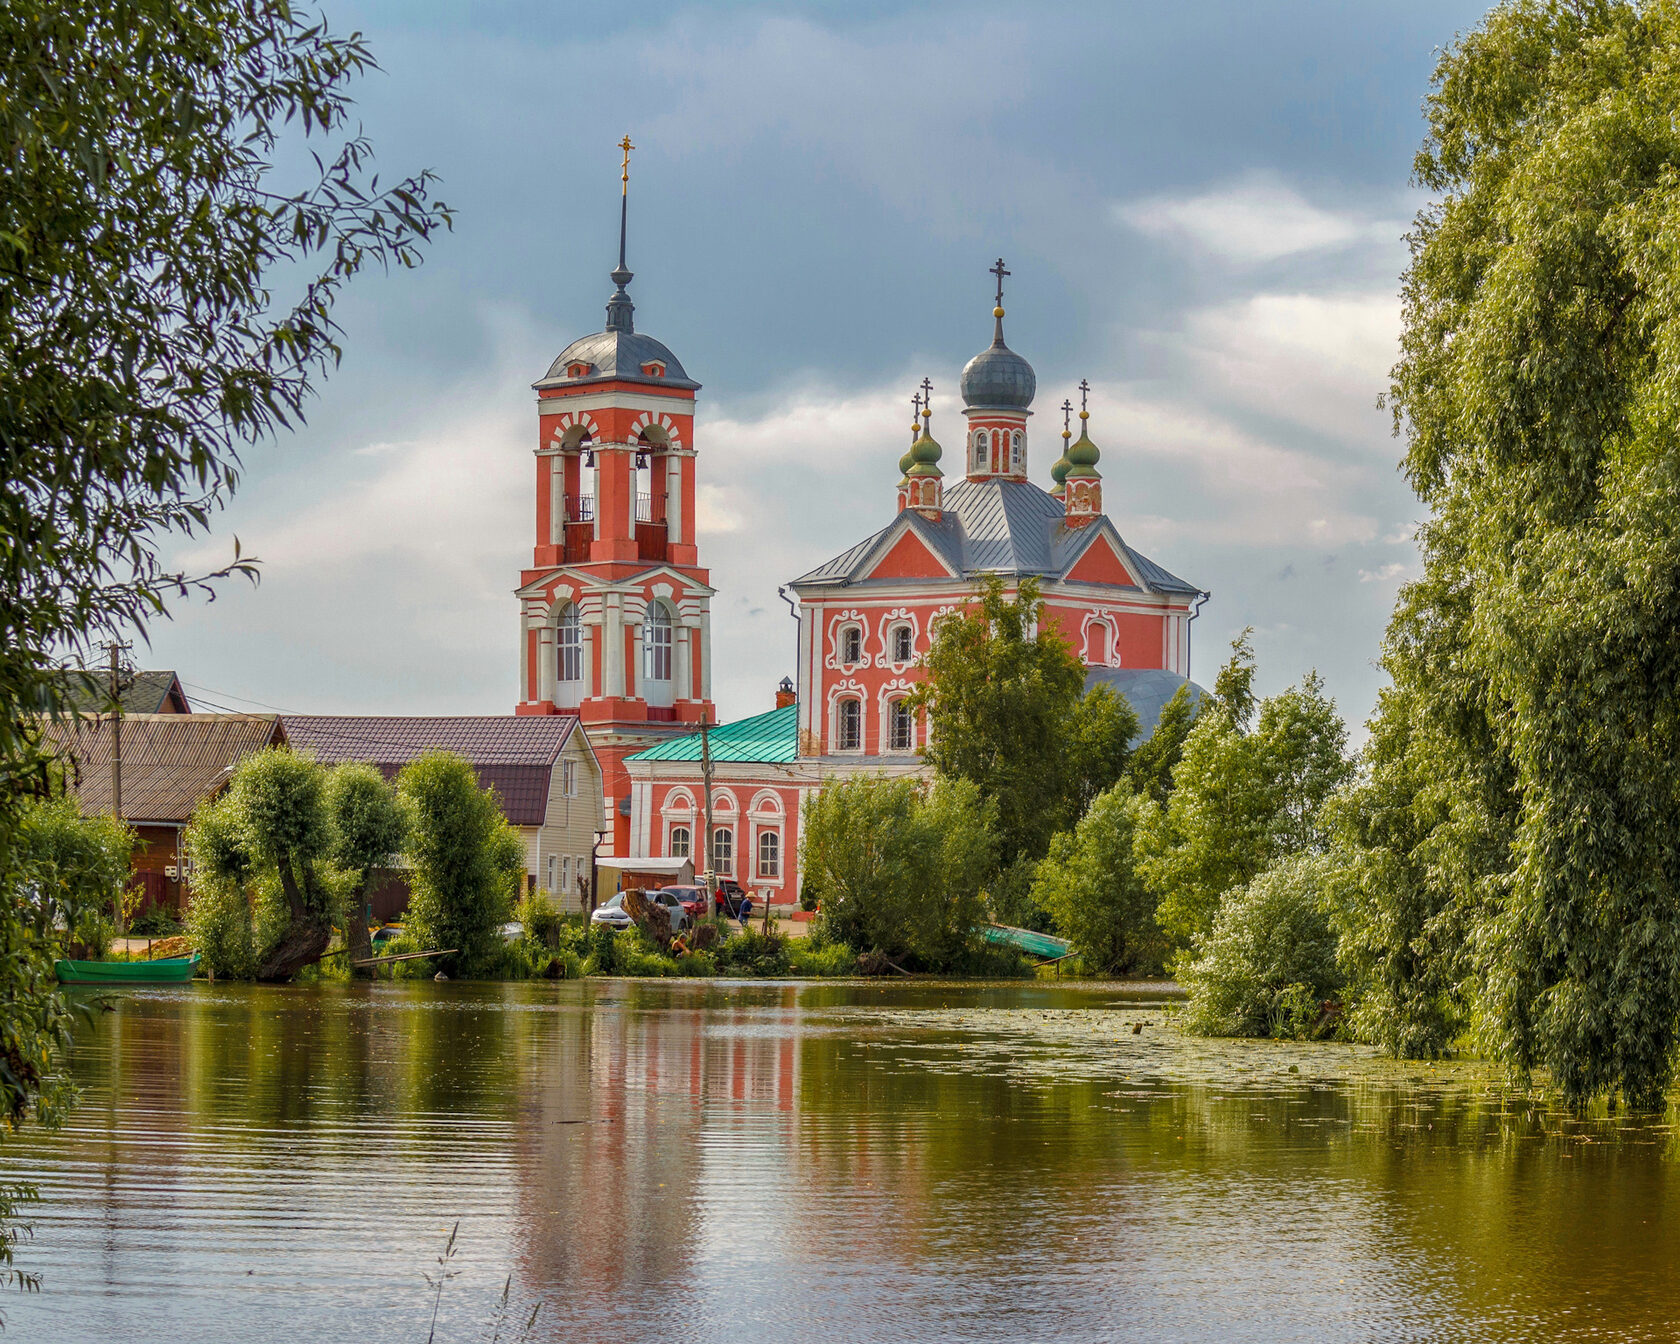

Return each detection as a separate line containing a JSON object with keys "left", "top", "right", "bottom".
{"left": 5, "top": 979, "right": 1679, "bottom": 1342}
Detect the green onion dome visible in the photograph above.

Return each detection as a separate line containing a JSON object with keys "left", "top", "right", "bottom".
{"left": 907, "top": 427, "right": 942, "bottom": 475}
{"left": 1066, "top": 417, "right": 1100, "bottom": 471}
{"left": 1050, "top": 448, "right": 1073, "bottom": 486}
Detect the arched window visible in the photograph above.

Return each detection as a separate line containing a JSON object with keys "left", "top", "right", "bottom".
{"left": 643, "top": 603, "right": 672, "bottom": 683}
{"left": 836, "top": 698, "right": 862, "bottom": 751}
{"left": 669, "top": 825, "right": 690, "bottom": 859}
{"left": 1011, "top": 431, "right": 1024, "bottom": 472}
{"left": 757, "top": 831, "right": 780, "bottom": 879}
{"left": 712, "top": 827, "right": 733, "bottom": 874}
{"left": 840, "top": 624, "right": 863, "bottom": 664}
{"left": 557, "top": 604, "right": 581, "bottom": 683}
{"left": 888, "top": 699, "right": 914, "bottom": 752}
{"left": 973, "top": 431, "right": 987, "bottom": 471}
{"left": 891, "top": 624, "right": 913, "bottom": 663}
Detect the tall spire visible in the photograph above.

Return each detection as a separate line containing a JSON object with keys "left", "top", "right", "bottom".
{"left": 606, "top": 135, "right": 636, "bottom": 334}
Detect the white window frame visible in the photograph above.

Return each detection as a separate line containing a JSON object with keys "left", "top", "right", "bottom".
{"left": 643, "top": 603, "right": 673, "bottom": 683}
{"left": 836, "top": 697, "right": 862, "bottom": 752}
{"left": 557, "top": 604, "right": 582, "bottom": 682}
{"left": 712, "top": 826, "right": 734, "bottom": 875}
{"left": 757, "top": 830, "right": 781, "bottom": 879}
{"left": 669, "top": 824, "right": 691, "bottom": 859}
{"left": 891, "top": 624, "right": 913, "bottom": 663}
{"left": 840, "top": 624, "right": 863, "bottom": 665}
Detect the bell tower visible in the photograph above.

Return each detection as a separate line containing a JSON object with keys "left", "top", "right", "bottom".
{"left": 516, "top": 138, "right": 715, "bottom": 859}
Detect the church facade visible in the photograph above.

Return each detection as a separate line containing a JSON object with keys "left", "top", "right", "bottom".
{"left": 516, "top": 181, "right": 1206, "bottom": 892}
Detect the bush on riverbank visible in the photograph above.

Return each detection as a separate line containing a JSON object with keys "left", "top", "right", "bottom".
{"left": 1178, "top": 854, "right": 1344, "bottom": 1039}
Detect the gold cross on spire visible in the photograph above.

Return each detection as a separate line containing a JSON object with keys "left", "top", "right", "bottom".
{"left": 619, "top": 135, "right": 635, "bottom": 194}
{"left": 920, "top": 377, "right": 934, "bottom": 425}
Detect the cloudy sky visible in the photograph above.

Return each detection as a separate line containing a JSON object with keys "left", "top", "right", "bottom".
{"left": 153, "top": 0, "right": 1489, "bottom": 735}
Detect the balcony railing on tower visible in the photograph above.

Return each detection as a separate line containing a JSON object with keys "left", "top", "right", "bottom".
{"left": 635, "top": 492, "right": 667, "bottom": 523}
{"left": 564, "top": 494, "right": 595, "bottom": 523}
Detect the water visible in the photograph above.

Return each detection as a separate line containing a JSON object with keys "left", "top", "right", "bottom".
{"left": 5, "top": 979, "right": 1679, "bottom": 1342}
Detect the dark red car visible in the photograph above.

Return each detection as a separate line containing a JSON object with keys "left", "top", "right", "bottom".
{"left": 658, "top": 885, "right": 709, "bottom": 922}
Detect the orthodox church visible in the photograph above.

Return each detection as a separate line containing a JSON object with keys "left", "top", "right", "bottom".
{"left": 516, "top": 165, "right": 1206, "bottom": 896}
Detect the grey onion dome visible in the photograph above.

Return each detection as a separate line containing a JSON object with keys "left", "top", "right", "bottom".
{"left": 960, "top": 315, "right": 1037, "bottom": 410}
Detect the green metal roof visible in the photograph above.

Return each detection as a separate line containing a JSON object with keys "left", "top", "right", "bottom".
{"left": 627, "top": 703, "right": 799, "bottom": 764}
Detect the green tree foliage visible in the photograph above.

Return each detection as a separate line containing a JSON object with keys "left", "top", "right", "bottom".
{"left": 16, "top": 797, "right": 133, "bottom": 959}
{"left": 0, "top": 4, "right": 451, "bottom": 802}
{"left": 1180, "top": 854, "right": 1344, "bottom": 1039}
{"left": 913, "top": 578, "right": 1138, "bottom": 869}
{"left": 1141, "top": 670, "right": 1350, "bottom": 951}
{"left": 186, "top": 749, "right": 338, "bottom": 980}
{"left": 1347, "top": 0, "right": 1680, "bottom": 1106}
{"left": 323, "top": 763, "right": 409, "bottom": 974}
{"left": 1126, "top": 684, "right": 1201, "bottom": 807}
{"left": 1029, "top": 783, "right": 1162, "bottom": 974}
{"left": 801, "top": 775, "right": 998, "bottom": 968}
{"left": 184, "top": 793, "right": 259, "bottom": 979}
{"left": 0, "top": 3, "right": 445, "bottom": 1296}
{"left": 398, "top": 752, "right": 523, "bottom": 978}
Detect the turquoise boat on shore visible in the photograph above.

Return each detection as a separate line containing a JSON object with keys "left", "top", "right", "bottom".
{"left": 981, "top": 924, "right": 1073, "bottom": 960}
{"left": 55, "top": 954, "right": 200, "bottom": 985}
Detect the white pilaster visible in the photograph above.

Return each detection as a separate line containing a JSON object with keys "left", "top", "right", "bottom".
{"left": 699, "top": 608, "right": 712, "bottom": 699}
{"left": 549, "top": 462, "right": 563, "bottom": 545}
{"left": 668, "top": 455, "right": 684, "bottom": 545}
{"left": 675, "top": 625, "right": 693, "bottom": 701}
{"left": 604, "top": 594, "right": 625, "bottom": 697}
{"left": 538, "top": 623, "right": 557, "bottom": 704}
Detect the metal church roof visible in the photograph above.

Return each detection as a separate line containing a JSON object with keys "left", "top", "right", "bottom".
{"left": 627, "top": 704, "right": 798, "bottom": 764}
{"left": 1084, "top": 668, "right": 1207, "bottom": 740}
{"left": 792, "top": 477, "right": 1202, "bottom": 595}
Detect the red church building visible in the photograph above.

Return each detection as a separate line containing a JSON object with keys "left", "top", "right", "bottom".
{"left": 605, "top": 260, "right": 1207, "bottom": 905}
{"left": 513, "top": 157, "right": 1204, "bottom": 888}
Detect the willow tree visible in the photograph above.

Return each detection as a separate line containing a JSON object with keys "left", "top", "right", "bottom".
{"left": 1362, "top": 0, "right": 1680, "bottom": 1106}
{"left": 0, "top": 0, "right": 449, "bottom": 1281}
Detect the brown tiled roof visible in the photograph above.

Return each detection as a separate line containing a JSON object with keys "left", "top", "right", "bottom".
{"left": 281, "top": 716, "right": 580, "bottom": 827}
{"left": 45, "top": 713, "right": 285, "bottom": 824}
{"left": 50, "top": 669, "right": 191, "bottom": 715}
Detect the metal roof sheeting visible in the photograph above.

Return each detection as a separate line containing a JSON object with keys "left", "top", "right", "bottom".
{"left": 627, "top": 704, "right": 798, "bottom": 764}
{"left": 1084, "top": 668, "right": 1207, "bottom": 740}
{"left": 282, "top": 716, "right": 580, "bottom": 827}
{"left": 51, "top": 669, "right": 190, "bottom": 715}
{"left": 45, "top": 713, "right": 285, "bottom": 823}
{"left": 792, "top": 477, "right": 1202, "bottom": 595}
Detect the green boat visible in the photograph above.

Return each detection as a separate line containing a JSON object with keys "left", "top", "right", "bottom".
{"left": 980, "top": 923, "right": 1072, "bottom": 960}
{"left": 55, "top": 953, "right": 200, "bottom": 985}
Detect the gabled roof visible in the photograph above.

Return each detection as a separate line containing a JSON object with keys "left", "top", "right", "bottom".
{"left": 791, "top": 478, "right": 1202, "bottom": 596}
{"left": 626, "top": 704, "right": 798, "bottom": 765}
{"left": 45, "top": 713, "right": 284, "bottom": 824}
{"left": 283, "top": 715, "right": 583, "bottom": 827}
{"left": 50, "top": 669, "right": 191, "bottom": 715}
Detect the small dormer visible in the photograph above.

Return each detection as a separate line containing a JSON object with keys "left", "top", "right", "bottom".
{"left": 566, "top": 361, "right": 593, "bottom": 379}
{"left": 641, "top": 360, "right": 666, "bottom": 378}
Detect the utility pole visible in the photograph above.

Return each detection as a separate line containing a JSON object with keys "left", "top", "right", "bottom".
{"left": 101, "top": 640, "right": 135, "bottom": 936}
{"left": 699, "top": 711, "right": 716, "bottom": 915}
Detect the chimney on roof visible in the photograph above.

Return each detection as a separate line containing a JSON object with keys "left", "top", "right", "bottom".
{"left": 775, "top": 676, "right": 796, "bottom": 710}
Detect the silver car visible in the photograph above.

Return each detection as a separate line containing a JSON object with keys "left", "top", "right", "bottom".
{"left": 589, "top": 890, "right": 690, "bottom": 932}
{"left": 590, "top": 892, "right": 634, "bottom": 930}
